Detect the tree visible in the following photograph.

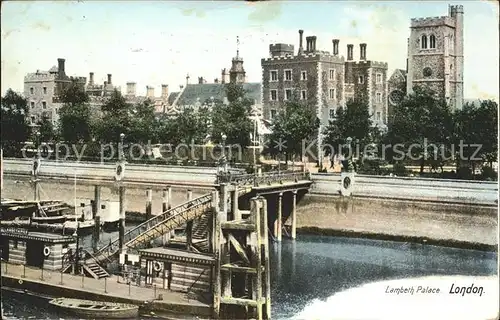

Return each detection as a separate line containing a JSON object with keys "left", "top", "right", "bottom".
{"left": 323, "top": 98, "right": 372, "bottom": 158}
{"left": 38, "top": 115, "right": 56, "bottom": 142}
{"left": 128, "top": 99, "right": 158, "bottom": 143}
{"left": 96, "top": 90, "right": 132, "bottom": 143}
{"left": 387, "top": 86, "right": 453, "bottom": 173}
{"left": 268, "top": 101, "right": 320, "bottom": 162}
{"left": 210, "top": 84, "right": 253, "bottom": 147}
{"left": 1, "top": 89, "right": 31, "bottom": 155}
{"left": 58, "top": 81, "right": 92, "bottom": 143}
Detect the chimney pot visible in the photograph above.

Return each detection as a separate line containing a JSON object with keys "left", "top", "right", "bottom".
{"left": 57, "top": 58, "right": 66, "bottom": 78}
{"left": 161, "top": 84, "right": 168, "bottom": 98}
{"left": 89, "top": 72, "right": 94, "bottom": 85}
{"left": 332, "top": 39, "right": 340, "bottom": 55}
{"left": 107, "top": 74, "right": 112, "bottom": 85}
{"left": 347, "top": 44, "right": 354, "bottom": 61}
{"left": 298, "top": 29, "right": 304, "bottom": 54}
{"left": 360, "top": 43, "right": 367, "bottom": 60}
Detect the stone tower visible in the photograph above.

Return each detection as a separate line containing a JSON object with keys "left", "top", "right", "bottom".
{"left": 229, "top": 36, "right": 246, "bottom": 84}
{"left": 406, "top": 5, "right": 464, "bottom": 110}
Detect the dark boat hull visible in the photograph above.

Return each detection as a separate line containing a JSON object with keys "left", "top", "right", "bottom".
{"left": 49, "top": 298, "right": 139, "bottom": 319}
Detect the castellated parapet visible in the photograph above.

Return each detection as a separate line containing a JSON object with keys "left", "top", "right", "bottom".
{"left": 24, "top": 73, "right": 56, "bottom": 82}
{"left": 410, "top": 16, "right": 455, "bottom": 28}
{"left": 262, "top": 50, "right": 345, "bottom": 63}
{"left": 348, "top": 60, "right": 388, "bottom": 69}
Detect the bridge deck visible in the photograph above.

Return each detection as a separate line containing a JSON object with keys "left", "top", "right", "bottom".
{"left": 139, "top": 247, "right": 215, "bottom": 266}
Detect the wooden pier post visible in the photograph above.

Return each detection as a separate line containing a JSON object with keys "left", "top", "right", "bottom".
{"left": 92, "top": 215, "right": 100, "bottom": 253}
{"left": 232, "top": 185, "right": 240, "bottom": 220}
{"left": 212, "top": 189, "right": 222, "bottom": 319}
{"left": 219, "top": 183, "right": 229, "bottom": 222}
{"left": 118, "top": 186, "right": 126, "bottom": 252}
{"left": 146, "top": 189, "right": 153, "bottom": 220}
{"left": 291, "top": 190, "right": 297, "bottom": 240}
{"left": 93, "top": 185, "right": 101, "bottom": 219}
{"left": 33, "top": 178, "right": 39, "bottom": 201}
{"left": 274, "top": 193, "right": 283, "bottom": 242}
{"left": 186, "top": 220, "right": 193, "bottom": 251}
{"left": 261, "top": 197, "right": 272, "bottom": 318}
{"left": 162, "top": 188, "right": 169, "bottom": 212}
{"left": 187, "top": 189, "right": 193, "bottom": 201}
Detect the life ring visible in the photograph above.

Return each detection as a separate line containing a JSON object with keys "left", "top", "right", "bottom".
{"left": 18, "top": 279, "right": 23, "bottom": 284}
{"left": 115, "top": 163, "right": 125, "bottom": 181}
{"left": 153, "top": 261, "right": 163, "bottom": 272}
{"left": 32, "top": 158, "right": 41, "bottom": 176}
{"left": 43, "top": 246, "right": 51, "bottom": 257}
{"left": 339, "top": 173, "right": 354, "bottom": 197}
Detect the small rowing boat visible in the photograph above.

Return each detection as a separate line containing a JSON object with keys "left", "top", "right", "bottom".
{"left": 49, "top": 298, "right": 139, "bottom": 319}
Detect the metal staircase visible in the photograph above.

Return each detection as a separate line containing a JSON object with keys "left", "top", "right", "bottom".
{"left": 88, "top": 194, "right": 213, "bottom": 265}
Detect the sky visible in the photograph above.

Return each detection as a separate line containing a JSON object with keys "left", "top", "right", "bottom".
{"left": 1, "top": 1, "right": 499, "bottom": 100}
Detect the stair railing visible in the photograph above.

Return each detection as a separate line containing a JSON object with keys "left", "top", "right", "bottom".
{"left": 186, "top": 268, "right": 207, "bottom": 295}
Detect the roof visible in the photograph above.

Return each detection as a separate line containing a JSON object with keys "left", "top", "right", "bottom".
{"left": 167, "top": 92, "right": 180, "bottom": 105}
{"left": 174, "top": 83, "right": 262, "bottom": 107}
{"left": 388, "top": 69, "right": 407, "bottom": 83}
{"left": 48, "top": 65, "right": 58, "bottom": 73}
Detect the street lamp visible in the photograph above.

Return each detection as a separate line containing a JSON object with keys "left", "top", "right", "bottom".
{"left": 119, "top": 133, "right": 125, "bottom": 161}
{"left": 221, "top": 133, "right": 227, "bottom": 173}
{"left": 345, "top": 137, "right": 353, "bottom": 172}
{"left": 35, "top": 131, "right": 41, "bottom": 159}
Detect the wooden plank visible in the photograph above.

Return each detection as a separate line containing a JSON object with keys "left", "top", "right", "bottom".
{"left": 221, "top": 222, "right": 256, "bottom": 231}
{"left": 221, "top": 264, "right": 264, "bottom": 274}
{"left": 220, "top": 297, "right": 263, "bottom": 307}
{"left": 227, "top": 234, "right": 250, "bottom": 265}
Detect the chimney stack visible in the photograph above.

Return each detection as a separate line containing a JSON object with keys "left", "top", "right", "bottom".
{"left": 89, "top": 72, "right": 94, "bottom": 85}
{"left": 221, "top": 69, "right": 227, "bottom": 84}
{"left": 107, "top": 74, "right": 112, "bottom": 85}
{"left": 198, "top": 77, "right": 204, "bottom": 84}
{"left": 312, "top": 36, "right": 317, "bottom": 52}
{"left": 347, "top": 44, "right": 354, "bottom": 61}
{"left": 214, "top": 78, "right": 219, "bottom": 83}
{"left": 57, "top": 58, "right": 65, "bottom": 78}
{"left": 161, "top": 84, "right": 169, "bottom": 98}
{"left": 146, "top": 86, "right": 155, "bottom": 98}
{"left": 332, "top": 39, "right": 339, "bottom": 56}
{"left": 360, "top": 43, "right": 367, "bottom": 60}
{"left": 126, "top": 82, "right": 136, "bottom": 96}
{"left": 298, "top": 30, "right": 304, "bottom": 54}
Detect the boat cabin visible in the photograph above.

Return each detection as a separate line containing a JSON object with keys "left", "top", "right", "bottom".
{"left": 0, "top": 227, "right": 76, "bottom": 271}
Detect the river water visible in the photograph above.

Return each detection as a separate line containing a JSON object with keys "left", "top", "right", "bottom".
{"left": 2, "top": 234, "right": 498, "bottom": 319}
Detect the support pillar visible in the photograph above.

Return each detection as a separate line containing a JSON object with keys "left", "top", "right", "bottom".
{"left": 187, "top": 189, "right": 193, "bottom": 201}
{"left": 232, "top": 185, "right": 240, "bottom": 220}
{"left": 146, "top": 189, "right": 153, "bottom": 220}
{"left": 291, "top": 190, "right": 297, "bottom": 240}
{"left": 93, "top": 185, "right": 101, "bottom": 219}
{"left": 162, "top": 188, "right": 169, "bottom": 212}
{"left": 219, "top": 184, "right": 229, "bottom": 222}
{"left": 118, "top": 186, "right": 126, "bottom": 252}
{"left": 167, "top": 186, "right": 172, "bottom": 210}
{"left": 186, "top": 220, "right": 193, "bottom": 251}
{"left": 274, "top": 193, "right": 283, "bottom": 242}
{"left": 33, "top": 178, "right": 39, "bottom": 201}
{"left": 92, "top": 215, "right": 100, "bottom": 253}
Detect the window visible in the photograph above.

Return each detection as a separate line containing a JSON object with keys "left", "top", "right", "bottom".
{"left": 31, "top": 115, "right": 36, "bottom": 123}
{"left": 358, "top": 76, "right": 364, "bottom": 84}
{"left": 329, "top": 88, "right": 335, "bottom": 99}
{"left": 301, "top": 90, "right": 307, "bottom": 100}
{"left": 376, "top": 112, "right": 381, "bottom": 121}
{"left": 429, "top": 34, "right": 436, "bottom": 49}
{"left": 376, "top": 92, "right": 382, "bottom": 103}
{"left": 329, "top": 69, "right": 335, "bottom": 80}
{"left": 270, "top": 70, "right": 278, "bottom": 82}
{"left": 301, "top": 71, "right": 307, "bottom": 80}
{"left": 329, "top": 108, "right": 336, "bottom": 119}
{"left": 270, "top": 109, "right": 277, "bottom": 119}
{"left": 376, "top": 73, "right": 382, "bottom": 84}
{"left": 30, "top": 101, "right": 35, "bottom": 108}
{"left": 43, "top": 87, "right": 47, "bottom": 94}
{"left": 42, "top": 101, "right": 47, "bottom": 109}
{"left": 270, "top": 89, "right": 278, "bottom": 101}
{"left": 30, "top": 87, "right": 34, "bottom": 94}
{"left": 421, "top": 35, "right": 428, "bottom": 49}
{"left": 284, "top": 70, "right": 292, "bottom": 81}
{"left": 284, "top": 89, "right": 292, "bottom": 101}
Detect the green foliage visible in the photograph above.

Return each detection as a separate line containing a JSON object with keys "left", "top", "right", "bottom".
{"left": 95, "top": 90, "right": 133, "bottom": 142}
{"left": 1, "top": 89, "right": 31, "bottom": 153}
{"left": 268, "top": 101, "right": 320, "bottom": 158}
{"left": 323, "top": 99, "right": 372, "bottom": 156}
{"left": 387, "top": 87, "right": 453, "bottom": 172}
{"left": 210, "top": 84, "right": 253, "bottom": 147}
{"left": 38, "top": 115, "right": 56, "bottom": 142}
{"left": 58, "top": 81, "right": 92, "bottom": 143}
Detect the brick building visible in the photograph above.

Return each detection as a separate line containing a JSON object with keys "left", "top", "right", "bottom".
{"left": 261, "top": 30, "right": 389, "bottom": 160}
{"left": 23, "top": 58, "right": 86, "bottom": 126}
{"left": 388, "top": 4, "right": 464, "bottom": 114}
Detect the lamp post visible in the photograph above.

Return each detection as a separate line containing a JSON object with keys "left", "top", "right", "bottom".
{"left": 346, "top": 137, "right": 353, "bottom": 172}
{"left": 221, "top": 133, "right": 227, "bottom": 173}
{"left": 119, "top": 133, "right": 125, "bottom": 161}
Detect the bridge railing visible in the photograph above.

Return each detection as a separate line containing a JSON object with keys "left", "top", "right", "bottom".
{"left": 217, "top": 171, "right": 310, "bottom": 186}
{"left": 90, "top": 194, "right": 212, "bottom": 264}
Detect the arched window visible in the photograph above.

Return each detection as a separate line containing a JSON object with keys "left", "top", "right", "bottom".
{"left": 429, "top": 34, "right": 436, "bottom": 49}
{"left": 421, "top": 35, "right": 428, "bottom": 49}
